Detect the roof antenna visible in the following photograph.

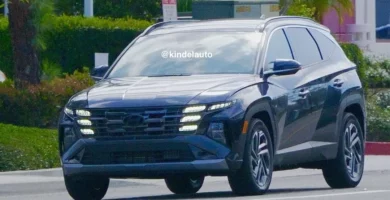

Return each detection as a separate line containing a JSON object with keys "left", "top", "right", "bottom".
{"left": 260, "top": 15, "right": 266, "bottom": 19}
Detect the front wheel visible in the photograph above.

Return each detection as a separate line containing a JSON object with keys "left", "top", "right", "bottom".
{"left": 228, "top": 119, "right": 274, "bottom": 196}
{"left": 64, "top": 175, "right": 109, "bottom": 200}
{"left": 322, "top": 112, "right": 365, "bottom": 188}
{"left": 165, "top": 176, "right": 204, "bottom": 194}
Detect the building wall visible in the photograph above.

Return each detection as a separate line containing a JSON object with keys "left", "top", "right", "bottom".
{"left": 323, "top": 0, "right": 390, "bottom": 57}
{"left": 322, "top": 0, "right": 355, "bottom": 42}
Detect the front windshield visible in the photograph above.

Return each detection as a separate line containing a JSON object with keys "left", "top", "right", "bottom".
{"left": 108, "top": 32, "right": 262, "bottom": 78}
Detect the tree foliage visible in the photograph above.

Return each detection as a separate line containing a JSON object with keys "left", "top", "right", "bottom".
{"left": 285, "top": 1, "right": 316, "bottom": 19}
{"left": 54, "top": 0, "right": 192, "bottom": 20}
{"left": 281, "top": 0, "right": 353, "bottom": 23}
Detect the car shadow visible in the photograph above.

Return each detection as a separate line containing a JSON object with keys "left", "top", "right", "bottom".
{"left": 107, "top": 187, "right": 332, "bottom": 200}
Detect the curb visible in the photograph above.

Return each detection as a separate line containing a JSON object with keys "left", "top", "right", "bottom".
{"left": 366, "top": 142, "right": 390, "bottom": 155}
{"left": 0, "top": 168, "right": 61, "bottom": 175}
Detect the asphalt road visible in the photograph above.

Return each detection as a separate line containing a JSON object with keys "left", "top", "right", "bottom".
{"left": 0, "top": 156, "right": 389, "bottom": 200}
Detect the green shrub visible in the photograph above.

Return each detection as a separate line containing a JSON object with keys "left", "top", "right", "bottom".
{"left": 340, "top": 43, "right": 368, "bottom": 90}
{"left": 366, "top": 90, "right": 390, "bottom": 142}
{"left": 0, "top": 123, "right": 59, "bottom": 171}
{"left": 366, "top": 58, "right": 390, "bottom": 88}
{"left": 0, "top": 68, "right": 94, "bottom": 127}
{"left": 54, "top": 0, "right": 162, "bottom": 20}
{"left": 0, "top": 16, "right": 152, "bottom": 78}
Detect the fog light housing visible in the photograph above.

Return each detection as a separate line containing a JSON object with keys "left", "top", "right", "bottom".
{"left": 80, "top": 129, "right": 94, "bottom": 135}
{"left": 207, "top": 123, "right": 226, "bottom": 144}
{"left": 63, "top": 127, "right": 77, "bottom": 152}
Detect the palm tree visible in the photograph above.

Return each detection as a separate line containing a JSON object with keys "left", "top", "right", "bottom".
{"left": 281, "top": 0, "right": 354, "bottom": 23}
{"left": 8, "top": 0, "right": 41, "bottom": 89}
{"left": 7, "top": 0, "right": 53, "bottom": 89}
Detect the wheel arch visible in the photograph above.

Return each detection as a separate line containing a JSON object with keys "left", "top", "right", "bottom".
{"left": 241, "top": 98, "right": 278, "bottom": 153}
{"left": 344, "top": 103, "right": 366, "bottom": 140}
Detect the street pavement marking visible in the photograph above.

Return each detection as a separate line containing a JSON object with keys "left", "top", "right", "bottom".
{"left": 256, "top": 190, "right": 390, "bottom": 200}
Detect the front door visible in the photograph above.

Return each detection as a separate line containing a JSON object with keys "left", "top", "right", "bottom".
{"left": 263, "top": 28, "right": 321, "bottom": 166}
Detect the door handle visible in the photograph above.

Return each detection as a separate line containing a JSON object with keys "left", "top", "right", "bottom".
{"left": 333, "top": 79, "right": 344, "bottom": 87}
{"left": 298, "top": 89, "right": 310, "bottom": 98}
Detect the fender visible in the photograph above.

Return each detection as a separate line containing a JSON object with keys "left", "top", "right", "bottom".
{"left": 333, "top": 88, "right": 365, "bottom": 159}
{"left": 229, "top": 98, "right": 277, "bottom": 166}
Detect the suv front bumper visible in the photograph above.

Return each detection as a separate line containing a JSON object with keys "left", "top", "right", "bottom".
{"left": 61, "top": 135, "right": 241, "bottom": 178}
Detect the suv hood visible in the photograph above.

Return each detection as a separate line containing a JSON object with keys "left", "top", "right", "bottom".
{"left": 71, "top": 74, "right": 259, "bottom": 108}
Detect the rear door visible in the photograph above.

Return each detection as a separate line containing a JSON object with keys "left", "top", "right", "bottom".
{"left": 307, "top": 28, "right": 350, "bottom": 160}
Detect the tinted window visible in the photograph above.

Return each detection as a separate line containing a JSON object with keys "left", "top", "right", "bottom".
{"left": 284, "top": 28, "right": 322, "bottom": 66}
{"left": 309, "top": 29, "right": 336, "bottom": 60}
{"left": 265, "top": 29, "right": 293, "bottom": 70}
{"left": 108, "top": 32, "right": 262, "bottom": 78}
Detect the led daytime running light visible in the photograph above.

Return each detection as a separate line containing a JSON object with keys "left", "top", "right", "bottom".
{"left": 76, "top": 110, "right": 91, "bottom": 117}
{"left": 183, "top": 105, "right": 206, "bottom": 113}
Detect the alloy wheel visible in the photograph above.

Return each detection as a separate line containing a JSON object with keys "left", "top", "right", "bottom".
{"left": 344, "top": 123, "right": 363, "bottom": 181}
{"left": 250, "top": 129, "right": 271, "bottom": 188}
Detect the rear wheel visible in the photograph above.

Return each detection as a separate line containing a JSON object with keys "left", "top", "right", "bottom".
{"left": 228, "top": 119, "right": 274, "bottom": 195}
{"left": 165, "top": 176, "right": 204, "bottom": 194}
{"left": 322, "top": 113, "right": 365, "bottom": 188}
{"left": 64, "top": 175, "right": 109, "bottom": 200}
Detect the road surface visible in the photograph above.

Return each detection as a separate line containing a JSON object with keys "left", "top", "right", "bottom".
{"left": 0, "top": 156, "right": 389, "bottom": 200}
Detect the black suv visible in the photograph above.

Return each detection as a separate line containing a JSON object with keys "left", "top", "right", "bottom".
{"left": 59, "top": 17, "right": 366, "bottom": 200}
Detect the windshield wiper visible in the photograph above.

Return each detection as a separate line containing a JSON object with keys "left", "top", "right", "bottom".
{"left": 148, "top": 74, "right": 192, "bottom": 77}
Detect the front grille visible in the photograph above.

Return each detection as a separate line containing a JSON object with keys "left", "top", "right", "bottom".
{"left": 87, "top": 107, "right": 185, "bottom": 137}
{"left": 81, "top": 150, "right": 195, "bottom": 165}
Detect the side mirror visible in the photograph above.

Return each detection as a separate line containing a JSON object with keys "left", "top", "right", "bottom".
{"left": 90, "top": 65, "right": 110, "bottom": 81}
{"left": 263, "top": 59, "right": 301, "bottom": 78}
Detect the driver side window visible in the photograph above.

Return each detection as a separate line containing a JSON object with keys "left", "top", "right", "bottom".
{"left": 265, "top": 29, "right": 293, "bottom": 70}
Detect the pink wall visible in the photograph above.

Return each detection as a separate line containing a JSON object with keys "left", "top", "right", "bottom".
{"left": 322, "top": 0, "right": 356, "bottom": 42}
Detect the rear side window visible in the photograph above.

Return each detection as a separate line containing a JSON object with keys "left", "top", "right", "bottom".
{"left": 309, "top": 29, "right": 336, "bottom": 60}
{"left": 284, "top": 28, "right": 322, "bottom": 66}
{"left": 264, "top": 29, "right": 293, "bottom": 70}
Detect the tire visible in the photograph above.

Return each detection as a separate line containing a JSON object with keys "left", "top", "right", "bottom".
{"left": 165, "top": 176, "right": 204, "bottom": 194}
{"left": 322, "top": 112, "right": 365, "bottom": 188}
{"left": 228, "top": 119, "right": 274, "bottom": 196}
{"left": 64, "top": 176, "right": 109, "bottom": 200}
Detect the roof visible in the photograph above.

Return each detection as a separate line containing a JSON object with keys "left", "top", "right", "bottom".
{"left": 143, "top": 16, "right": 330, "bottom": 36}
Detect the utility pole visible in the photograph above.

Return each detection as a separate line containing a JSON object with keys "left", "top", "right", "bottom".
{"left": 4, "top": 0, "right": 8, "bottom": 17}
{"left": 84, "top": 0, "right": 94, "bottom": 17}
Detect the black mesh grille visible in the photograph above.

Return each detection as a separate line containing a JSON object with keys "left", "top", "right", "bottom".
{"left": 85, "top": 107, "right": 185, "bottom": 137}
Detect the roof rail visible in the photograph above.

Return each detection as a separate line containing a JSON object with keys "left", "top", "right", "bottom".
{"left": 142, "top": 20, "right": 200, "bottom": 36}
{"left": 261, "top": 16, "right": 329, "bottom": 32}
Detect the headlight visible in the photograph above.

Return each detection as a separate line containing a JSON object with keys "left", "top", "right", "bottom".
{"left": 183, "top": 105, "right": 206, "bottom": 113}
{"left": 180, "top": 115, "right": 201, "bottom": 123}
{"left": 208, "top": 100, "right": 236, "bottom": 111}
{"left": 64, "top": 107, "right": 74, "bottom": 116}
{"left": 76, "top": 110, "right": 91, "bottom": 117}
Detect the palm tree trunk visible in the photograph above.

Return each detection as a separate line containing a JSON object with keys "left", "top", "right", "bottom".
{"left": 280, "top": 0, "right": 294, "bottom": 15}
{"left": 8, "top": 0, "right": 40, "bottom": 89}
